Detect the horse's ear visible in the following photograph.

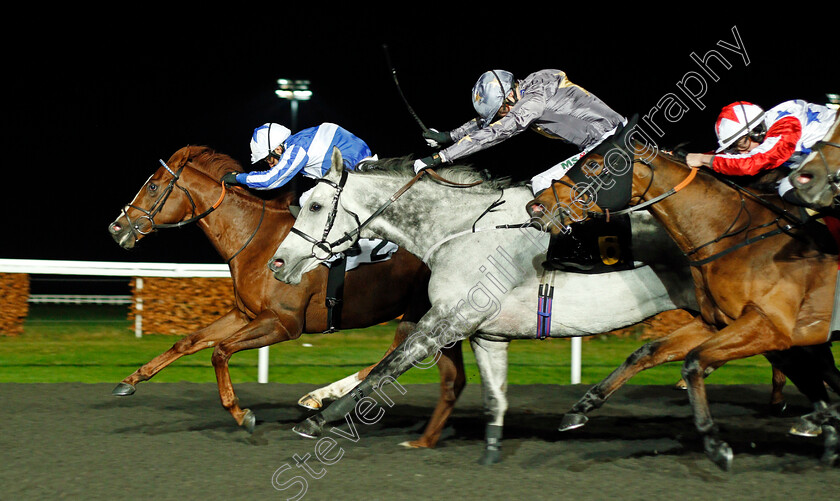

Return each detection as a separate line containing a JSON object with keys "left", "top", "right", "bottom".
{"left": 328, "top": 146, "right": 345, "bottom": 177}
{"left": 167, "top": 145, "right": 192, "bottom": 169}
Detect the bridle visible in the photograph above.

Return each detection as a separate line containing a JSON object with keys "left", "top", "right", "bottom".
{"left": 287, "top": 167, "right": 482, "bottom": 262}
{"left": 120, "top": 159, "right": 227, "bottom": 242}
{"left": 542, "top": 156, "right": 697, "bottom": 228}
{"left": 799, "top": 140, "right": 840, "bottom": 202}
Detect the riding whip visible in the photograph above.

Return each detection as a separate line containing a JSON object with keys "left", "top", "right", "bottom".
{"left": 382, "top": 44, "right": 429, "bottom": 134}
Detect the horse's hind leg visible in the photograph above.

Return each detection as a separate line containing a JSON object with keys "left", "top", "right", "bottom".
{"left": 560, "top": 316, "right": 715, "bottom": 431}
{"left": 470, "top": 336, "right": 510, "bottom": 465}
{"left": 112, "top": 309, "right": 248, "bottom": 396}
{"left": 765, "top": 346, "right": 830, "bottom": 414}
{"left": 292, "top": 305, "right": 467, "bottom": 439}
{"left": 402, "top": 340, "right": 466, "bottom": 449}
{"left": 211, "top": 310, "right": 301, "bottom": 432}
{"left": 768, "top": 365, "right": 788, "bottom": 415}
{"left": 767, "top": 343, "right": 838, "bottom": 436}
{"left": 298, "top": 321, "right": 417, "bottom": 410}
{"left": 805, "top": 342, "right": 840, "bottom": 394}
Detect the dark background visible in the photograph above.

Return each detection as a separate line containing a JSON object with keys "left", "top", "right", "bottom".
{"left": 3, "top": 12, "right": 835, "bottom": 266}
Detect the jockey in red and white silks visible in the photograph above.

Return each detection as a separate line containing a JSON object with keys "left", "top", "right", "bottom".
{"left": 710, "top": 100, "right": 837, "bottom": 177}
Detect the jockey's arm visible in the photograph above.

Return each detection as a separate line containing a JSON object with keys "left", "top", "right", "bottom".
{"left": 239, "top": 145, "right": 309, "bottom": 190}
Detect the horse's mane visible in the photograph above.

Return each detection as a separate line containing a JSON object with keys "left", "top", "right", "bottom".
{"left": 181, "top": 146, "right": 245, "bottom": 179}
{"left": 359, "top": 156, "right": 514, "bottom": 191}
{"left": 176, "top": 145, "right": 295, "bottom": 209}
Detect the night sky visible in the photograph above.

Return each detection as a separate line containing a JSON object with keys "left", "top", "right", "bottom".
{"left": 3, "top": 14, "right": 835, "bottom": 266}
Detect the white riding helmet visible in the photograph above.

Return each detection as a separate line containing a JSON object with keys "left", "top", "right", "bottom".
{"left": 472, "top": 69, "right": 515, "bottom": 128}
{"left": 250, "top": 123, "right": 292, "bottom": 164}
{"left": 714, "top": 102, "right": 766, "bottom": 152}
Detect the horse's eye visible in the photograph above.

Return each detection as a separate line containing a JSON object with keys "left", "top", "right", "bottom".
{"left": 148, "top": 183, "right": 158, "bottom": 193}
{"left": 309, "top": 202, "right": 322, "bottom": 212}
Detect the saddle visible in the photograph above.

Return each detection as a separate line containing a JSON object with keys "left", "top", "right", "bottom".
{"left": 543, "top": 214, "right": 635, "bottom": 274}
{"left": 543, "top": 115, "right": 639, "bottom": 274}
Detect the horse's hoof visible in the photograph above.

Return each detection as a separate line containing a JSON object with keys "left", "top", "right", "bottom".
{"left": 240, "top": 409, "right": 256, "bottom": 434}
{"left": 789, "top": 417, "right": 822, "bottom": 438}
{"left": 674, "top": 379, "right": 687, "bottom": 390}
{"left": 704, "top": 436, "right": 733, "bottom": 472}
{"left": 769, "top": 401, "right": 788, "bottom": 417}
{"left": 297, "top": 394, "right": 322, "bottom": 410}
{"left": 111, "top": 382, "right": 136, "bottom": 396}
{"left": 292, "top": 416, "right": 324, "bottom": 439}
{"left": 398, "top": 440, "right": 430, "bottom": 449}
{"left": 558, "top": 413, "right": 588, "bottom": 432}
{"left": 477, "top": 448, "right": 502, "bottom": 465}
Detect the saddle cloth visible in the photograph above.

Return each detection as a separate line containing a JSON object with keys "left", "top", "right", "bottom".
{"left": 324, "top": 238, "right": 399, "bottom": 272}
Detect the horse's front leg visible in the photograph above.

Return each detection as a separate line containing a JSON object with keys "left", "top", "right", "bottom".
{"left": 681, "top": 307, "right": 789, "bottom": 471}
{"left": 112, "top": 308, "right": 249, "bottom": 396}
{"left": 470, "top": 336, "right": 510, "bottom": 465}
{"left": 293, "top": 306, "right": 467, "bottom": 439}
{"left": 211, "top": 309, "right": 302, "bottom": 432}
{"left": 560, "top": 316, "right": 715, "bottom": 431}
{"left": 298, "top": 320, "right": 418, "bottom": 410}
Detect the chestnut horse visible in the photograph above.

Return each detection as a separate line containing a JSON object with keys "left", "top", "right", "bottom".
{"left": 108, "top": 146, "right": 460, "bottom": 448}
{"left": 526, "top": 143, "right": 839, "bottom": 470}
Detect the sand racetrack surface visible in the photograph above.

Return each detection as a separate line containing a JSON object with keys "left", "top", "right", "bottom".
{"left": 2, "top": 382, "right": 838, "bottom": 500}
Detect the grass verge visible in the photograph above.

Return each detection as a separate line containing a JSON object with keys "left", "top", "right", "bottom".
{"left": 0, "top": 304, "right": 828, "bottom": 387}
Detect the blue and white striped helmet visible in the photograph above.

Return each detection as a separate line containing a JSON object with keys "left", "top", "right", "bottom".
{"left": 249, "top": 123, "right": 292, "bottom": 164}
{"left": 472, "top": 70, "right": 515, "bottom": 128}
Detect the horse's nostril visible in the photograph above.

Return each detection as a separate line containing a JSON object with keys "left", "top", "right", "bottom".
{"left": 529, "top": 203, "right": 545, "bottom": 215}
{"left": 271, "top": 258, "right": 285, "bottom": 271}
{"left": 795, "top": 173, "right": 813, "bottom": 185}
{"left": 110, "top": 222, "right": 123, "bottom": 233}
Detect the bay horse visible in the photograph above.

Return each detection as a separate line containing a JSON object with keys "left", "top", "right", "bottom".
{"left": 268, "top": 149, "right": 698, "bottom": 464}
{"left": 526, "top": 140, "right": 840, "bottom": 470}
{"left": 107, "top": 145, "right": 461, "bottom": 449}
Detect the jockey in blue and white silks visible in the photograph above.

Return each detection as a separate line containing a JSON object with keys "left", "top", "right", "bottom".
{"left": 220, "top": 122, "right": 394, "bottom": 269}
{"left": 231, "top": 122, "right": 374, "bottom": 192}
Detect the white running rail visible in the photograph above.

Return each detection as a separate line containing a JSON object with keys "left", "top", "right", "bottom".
{"left": 0, "top": 258, "right": 272, "bottom": 383}
{"left": 0, "top": 258, "right": 586, "bottom": 385}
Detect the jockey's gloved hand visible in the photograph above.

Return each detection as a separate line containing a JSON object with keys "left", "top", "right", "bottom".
{"left": 423, "top": 129, "right": 452, "bottom": 148}
{"left": 221, "top": 172, "right": 241, "bottom": 185}
{"left": 413, "top": 154, "right": 442, "bottom": 174}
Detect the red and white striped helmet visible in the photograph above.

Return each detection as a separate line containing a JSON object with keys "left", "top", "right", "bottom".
{"left": 714, "top": 102, "right": 766, "bottom": 152}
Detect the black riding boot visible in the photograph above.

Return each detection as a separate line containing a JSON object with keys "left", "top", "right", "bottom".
{"left": 545, "top": 228, "right": 596, "bottom": 271}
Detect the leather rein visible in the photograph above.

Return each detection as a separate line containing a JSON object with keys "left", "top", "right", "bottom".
{"left": 121, "top": 159, "right": 263, "bottom": 264}
{"left": 545, "top": 155, "right": 807, "bottom": 267}
{"left": 288, "top": 167, "right": 483, "bottom": 261}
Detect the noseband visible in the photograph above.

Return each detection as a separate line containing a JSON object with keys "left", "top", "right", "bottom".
{"left": 288, "top": 167, "right": 482, "bottom": 262}
{"left": 288, "top": 169, "right": 359, "bottom": 261}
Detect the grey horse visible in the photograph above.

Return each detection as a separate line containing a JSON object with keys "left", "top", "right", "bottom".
{"left": 269, "top": 149, "right": 696, "bottom": 463}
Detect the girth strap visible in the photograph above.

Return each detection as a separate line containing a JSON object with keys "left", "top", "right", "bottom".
{"left": 324, "top": 256, "right": 348, "bottom": 333}
{"left": 537, "top": 270, "right": 556, "bottom": 339}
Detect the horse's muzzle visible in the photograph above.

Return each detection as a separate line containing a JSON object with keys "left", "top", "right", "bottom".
{"left": 268, "top": 258, "right": 284, "bottom": 274}
{"left": 108, "top": 220, "right": 136, "bottom": 249}
{"left": 791, "top": 171, "right": 814, "bottom": 188}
